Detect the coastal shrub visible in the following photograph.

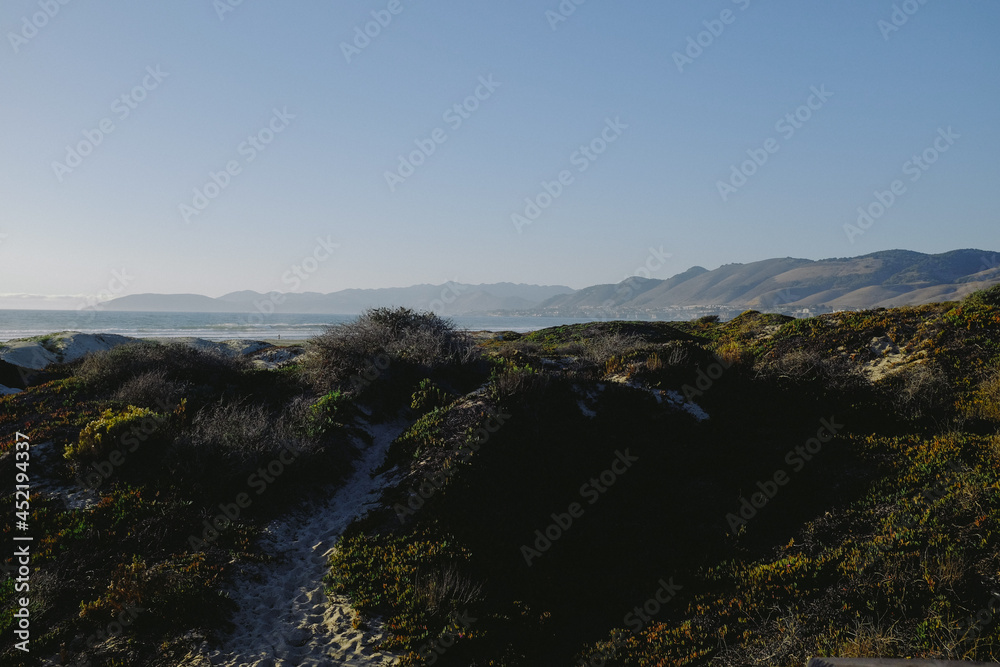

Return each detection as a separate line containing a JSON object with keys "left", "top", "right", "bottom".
{"left": 601, "top": 348, "right": 666, "bottom": 378}
{"left": 112, "top": 368, "right": 187, "bottom": 409}
{"left": 306, "top": 307, "right": 478, "bottom": 393}
{"left": 411, "top": 378, "right": 452, "bottom": 414}
{"left": 76, "top": 341, "right": 247, "bottom": 391}
{"left": 183, "top": 400, "right": 303, "bottom": 465}
{"left": 651, "top": 341, "right": 698, "bottom": 371}
{"left": 583, "top": 330, "right": 641, "bottom": 364}
{"left": 878, "top": 361, "right": 953, "bottom": 421}
{"left": 65, "top": 405, "right": 169, "bottom": 462}
{"left": 645, "top": 351, "right": 665, "bottom": 373}
{"left": 487, "top": 360, "right": 546, "bottom": 407}
{"left": 412, "top": 564, "right": 483, "bottom": 616}
{"left": 962, "top": 370, "right": 1000, "bottom": 423}
{"left": 578, "top": 430, "right": 1000, "bottom": 666}
{"left": 326, "top": 531, "right": 478, "bottom": 655}
{"left": 604, "top": 354, "right": 628, "bottom": 377}
{"left": 964, "top": 284, "right": 1000, "bottom": 308}
{"left": 392, "top": 407, "right": 449, "bottom": 460}
{"left": 167, "top": 399, "right": 314, "bottom": 492}
{"left": 507, "top": 339, "right": 544, "bottom": 356}
{"left": 619, "top": 342, "right": 721, "bottom": 391}
{"left": 754, "top": 348, "right": 866, "bottom": 392}
{"left": 78, "top": 555, "right": 150, "bottom": 622}
{"left": 306, "top": 389, "right": 353, "bottom": 438}
{"left": 78, "top": 552, "right": 231, "bottom": 639}
{"left": 715, "top": 339, "right": 752, "bottom": 368}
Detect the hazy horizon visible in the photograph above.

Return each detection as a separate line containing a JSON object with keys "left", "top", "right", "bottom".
{"left": 1, "top": 245, "right": 997, "bottom": 312}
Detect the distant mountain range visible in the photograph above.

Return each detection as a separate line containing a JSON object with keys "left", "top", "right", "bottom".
{"left": 102, "top": 283, "right": 575, "bottom": 315}
{"left": 102, "top": 249, "right": 1000, "bottom": 318}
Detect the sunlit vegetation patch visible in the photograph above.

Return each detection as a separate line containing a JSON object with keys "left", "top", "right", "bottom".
{"left": 327, "top": 531, "right": 484, "bottom": 660}
{"left": 0, "top": 485, "right": 253, "bottom": 664}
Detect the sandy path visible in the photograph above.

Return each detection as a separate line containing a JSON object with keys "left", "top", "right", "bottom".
{"left": 198, "top": 419, "right": 407, "bottom": 667}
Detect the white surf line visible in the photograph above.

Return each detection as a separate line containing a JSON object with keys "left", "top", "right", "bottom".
{"left": 202, "top": 419, "right": 409, "bottom": 667}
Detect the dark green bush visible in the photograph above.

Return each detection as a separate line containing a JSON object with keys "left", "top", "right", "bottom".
{"left": 76, "top": 342, "right": 247, "bottom": 392}
{"left": 166, "top": 399, "right": 314, "bottom": 491}
{"left": 411, "top": 378, "right": 453, "bottom": 413}
{"left": 305, "top": 307, "right": 478, "bottom": 393}
{"left": 112, "top": 368, "right": 188, "bottom": 409}
{"left": 486, "top": 359, "right": 547, "bottom": 408}
{"left": 306, "top": 389, "right": 353, "bottom": 437}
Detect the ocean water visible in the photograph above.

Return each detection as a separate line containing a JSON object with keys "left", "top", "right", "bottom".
{"left": 0, "top": 310, "right": 606, "bottom": 342}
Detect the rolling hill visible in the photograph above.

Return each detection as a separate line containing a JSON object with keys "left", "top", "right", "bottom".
{"left": 534, "top": 249, "right": 1000, "bottom": 316}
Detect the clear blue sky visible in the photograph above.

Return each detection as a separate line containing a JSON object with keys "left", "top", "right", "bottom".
{"left": 1, "top": 0, "right": 998, "bottom": 301}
